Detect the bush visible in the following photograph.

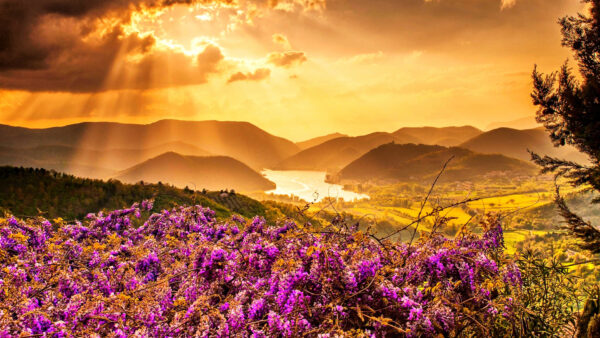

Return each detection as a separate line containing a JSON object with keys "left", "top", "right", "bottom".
{"left": 0, "top": 202, "right": 526, "bottom": 336}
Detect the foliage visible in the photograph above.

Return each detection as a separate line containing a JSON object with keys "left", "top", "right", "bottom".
{"left": 0, "top": 202, "right": 526, "bottom": 337}
{"left": 531, "top": 2, "right": 600, "bottom": 331}
{"left": 0, "top": 166, "right": 269, "bottom": 222}
{"left": 577, "top": 287, "right": 600, "bottom": 338}
{"left": 514, "top": 248, "right": 583, "bottom": 336}
{"left": 531, "top": 0, "right": 600, "bottom": 253}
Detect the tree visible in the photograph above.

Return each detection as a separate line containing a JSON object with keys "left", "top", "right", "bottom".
{"left": 531, "top": 0, "right": 600, "bottom": 254}
{"left": 531, "top": 2, "right": 600, "bottom": 335}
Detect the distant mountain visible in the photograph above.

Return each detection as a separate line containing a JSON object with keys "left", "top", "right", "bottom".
{"left": 393, "top": 126, "right": 483, "bottom": 147}
{"left": 296, "top": 133, "right": 348, "bottom": 150}
{"left": 139, "top": 141, "right": 212, "bottom": 158}
{"left": 459, "top": 127, "right": 589, "bottom": 163}
{"left": 114, "top": 152, "right": 276, "bottom": 192}
{"left": 0, "top": 149, "right": 114, "bottom": 179}
{"left": 486, "top": 116, "right": 539, "bottom": 130}
{"left": 0, "top": 142, "right": 211, "bottom": 174}
{"left": 0, "top": 120, "right": 300, "bottom": 169}
{"left": 275, "top": 132, "right": 421, "bottom": 171}
{"left": 336, "top": 143, "right": 537, "bottom": 184}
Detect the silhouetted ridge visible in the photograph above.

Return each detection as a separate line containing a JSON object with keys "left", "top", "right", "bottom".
{"left": 336, "top": 142, "right": 536, "bottom": 183}
{"left": 114, "top": 152, "right": 276, "bottom": 192}
{"left": 296, "top": 132, "right": 348, "bottom": 150}
{"left": 0, "top": 142, "right": 212, "bottom": 178}
{"left": 275, "top": 132, "right": 421, "bottom": 171}
{"left": 0, "top": 120, "right": 300, "bottom": 169}
{"left": 459, "top": 127, "right": 588, "bottom": 162}
{"left": 393, "top": 126, "right": 482, "bottom": 146}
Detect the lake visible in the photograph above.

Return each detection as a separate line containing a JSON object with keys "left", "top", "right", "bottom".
{"left": 262, "top": 170, "right": 370, "bottom": 202}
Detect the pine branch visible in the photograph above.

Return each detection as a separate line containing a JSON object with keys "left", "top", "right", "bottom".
{"left": 555, "top": 185, "right": 600, "bottom": 254}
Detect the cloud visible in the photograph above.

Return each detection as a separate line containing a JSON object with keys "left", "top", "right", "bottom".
{"left": 267, "top": 0, "right": 326, "bottom": 11}
{"left": 501, "top": 0, "right": 517, "bottom": 10}
{"left": 0, "top": 0, "right": 228, "bottom": 69}
{"left": 267, "top": 51, "right": 307, "bottom": 67}
{"left": 196, "top": 44, "right": 225, "bottom": 72}
{"left": 424, "top": 0, "right": 517, "bottom": 10}
{"left": 0, "top": 36, "right": 227, "bottom": 92}
{"left": 227, "top": 68, "right": 271, "bottom": 83}
{"left": 272, "top": 33, "right": 292, "bottom": 50}
{"left": 343, "top": 51, "right": 384, "bottom": 64}
{"left": 0, "top": 0, "right": 257, "bottom": 92}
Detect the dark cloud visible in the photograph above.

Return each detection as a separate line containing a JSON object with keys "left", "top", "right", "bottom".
{"left": 267, "top": 51, "right": 307, "bottom": 67}
{"left": 0, "top": 0, "right": 153, "bottom": 70}
{"left": 0, "top": 41, "right": 226, "bottom": 92}
{"left": 227, "top": 68, "right": 271, "bottom": 83}
{"left": 0, "top": 0, "right": 232, "bottom": 92}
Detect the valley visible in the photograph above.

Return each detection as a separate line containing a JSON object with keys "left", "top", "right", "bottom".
{"left": 1, "top": 119, "right": 591, "bottom": 231}
{"left": 3, "top": 1, "right": 600, "bottom": 335}
{"left": 3, "top": 118, "right": 582, "bottom": 256}
{"left": 1, "top": 119, "right": 599, "bottom": 332}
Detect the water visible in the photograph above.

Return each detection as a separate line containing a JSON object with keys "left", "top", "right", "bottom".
{"left": 262, "top": 170, "right": 369, "bottom": 202}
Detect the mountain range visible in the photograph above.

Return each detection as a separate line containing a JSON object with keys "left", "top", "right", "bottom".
{"left": 296, "top": 133, "right": 348, "bottom": 150}
{"left": 486, "top": 116, "right": 539, "bottom": 130}
{"left": 276, "top": 126, "right": 502, "bottom": 172}
{"left": 335, "top": 143, "right": 537, "bottom": 184}
{"left": 0, "top": 119, "right": 587, "bottom": 191}
{"left": 0, "top": 141, "right": 210, "bottom": 174}
{"left": 0, "top": 120, "right": 299, "bottom": 169}
{"left": 459, "top": 127, "right": 588, "bottom": 163}
{"left": 393, "top": 126, "right": 482, "bottom": 147}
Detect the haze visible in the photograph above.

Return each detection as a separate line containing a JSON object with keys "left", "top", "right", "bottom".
{"left": 0, "top": 0, "right": 587, "bottom": 140}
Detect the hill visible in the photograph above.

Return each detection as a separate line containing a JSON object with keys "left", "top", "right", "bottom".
{"left": 296, "top": 133, "right": 348, "bottom": 150}
{"left": 0, "top": 166, "right": 346, "bottom": 227}
{"left": 0, "top": 166, "right": 270, "bottom": 220}
{"left": 0, "top": 142, "right": 212, "bottom": 178}
{"left": 275, "top": 132, "right": 421, "bottom": 171}
{"left": 114, "top": 152, "right": 276, "bottom": 192}
{"left": 460, "top": 127, "right": 588, "bottom": 162}
{"left": 393, "top": 126, "right": 482, "bottom": 147}
{"left": 336, "top": 143, "right": 537, "bottom": 184}
{"left": 486, "top": 116, "right": 539, "bottom": 130}
{"left": 0, "top": 120, "right": 299, "bottom": 169}
{"left": 0, "top": 147, "right": 113, "bottom": 179}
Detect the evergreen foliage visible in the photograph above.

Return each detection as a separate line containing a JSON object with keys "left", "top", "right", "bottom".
{"left": 531, "top": 0, "right": 600, "bottom": 254}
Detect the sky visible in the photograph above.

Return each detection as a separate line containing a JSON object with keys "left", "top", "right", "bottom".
{"left": 0, "top": 0, "right": 587, "bottom": 141}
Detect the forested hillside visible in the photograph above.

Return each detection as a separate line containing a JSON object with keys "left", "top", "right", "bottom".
{"left": 114, "top": 152, "right": 276, "bottom": 191}
{"left": 335, "top": 143, "right": 536, "bottom": 184}
{"left": 0, "top": 166, "right": 269, "bottom": 220}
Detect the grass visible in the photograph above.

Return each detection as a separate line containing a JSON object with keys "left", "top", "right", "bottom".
{"left": 467, "top": 193, "right": 553, "bottom": 212}
{"left": 503, "top": 230, "right": 552, "bottom": 254}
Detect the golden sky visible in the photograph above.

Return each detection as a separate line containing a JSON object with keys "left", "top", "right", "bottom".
{"left": 0, "top": 0, "right": 586, "bottom": 140}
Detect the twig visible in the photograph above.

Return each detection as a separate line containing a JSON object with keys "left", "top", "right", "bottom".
{"left": 379, "top": 197, "right": 480, "bottom": 241}
{"left": 408, "top": 156, "right": 454, "bottom": 246}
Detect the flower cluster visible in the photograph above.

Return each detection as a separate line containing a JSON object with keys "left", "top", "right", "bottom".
{"left": 0, "top": 202, "right": 521, "bottom": 336}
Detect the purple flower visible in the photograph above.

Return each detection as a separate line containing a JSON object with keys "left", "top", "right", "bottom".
{"left": 0, "top": 203, "right": 520, "bottom": 336}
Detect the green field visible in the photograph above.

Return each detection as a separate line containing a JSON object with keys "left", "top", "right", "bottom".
{"left": 467, "top": 192, "right": 553, "bottom": 212}
{"left": 503, "top": 229, "right": 553, "bottom": 254}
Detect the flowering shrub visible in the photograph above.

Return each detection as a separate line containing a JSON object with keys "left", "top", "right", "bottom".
{"left": 0, "top": 202, "right": 522, "bottom": 336}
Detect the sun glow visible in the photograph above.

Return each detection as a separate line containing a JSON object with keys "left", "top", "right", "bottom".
{"left": 0, "top": 0, "right": 587, "bottom": 140}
